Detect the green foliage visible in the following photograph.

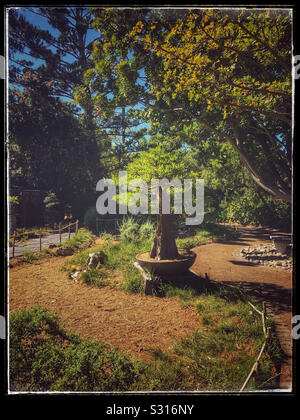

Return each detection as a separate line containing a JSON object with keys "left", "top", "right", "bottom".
{"left": 10, "top": 306, "right": 138, "bottom": 392}
{"left": 119, "top": 217, "right": 155, "bottom": 243}
{"left": 91, "top": 8, "right": 291, "bottom": 203}
{"left": 9, "top": 75, "right": 103, "bottom": 218}
{"left": 176, "top": 236, "right": 206, "bottom": 250}
{"left": 139, "top": 219, "right": 155, "bottom": 241}
{"left": 62, "top": 229, "right": 93, "bottom": 251}
{"left": 43, "top": 192, "right": 60, "bottom": 209}
{"left": 21, "top": 249, "right": 40, "bottom": 263}
{"left": 223, "top": 189, "right": 291, "bottom": 227}
{"left": 120, "top": 264, "right": 145, "bottom": 294}
{"left": 80, "top": 268, "right": 106, "bottom": 287}
{"left": 9, "top": 196, "right": 19, "bottom": 205}
{"left": 126, "top": 143, "right": 194, "bottom": 183}
{"left": 119, "top": 217, "right": 140, "bottom": 242}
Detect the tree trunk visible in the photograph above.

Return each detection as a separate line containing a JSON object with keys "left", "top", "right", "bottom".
{"left": 150, "top": 187, "right": 179, "bottom": 260}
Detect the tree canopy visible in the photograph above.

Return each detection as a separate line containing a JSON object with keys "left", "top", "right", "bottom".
{"left": 8, "top": 6, "right": 292, "bottom": 229}
{"left": 89, "top": 7, "right": 292, "bottom": 203}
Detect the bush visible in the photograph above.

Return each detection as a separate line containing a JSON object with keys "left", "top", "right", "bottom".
{"left": 10, "top": 306, "right": 138, "bottom": 392}
{"left": 119, "top": 218, "right": 155, "bottom": 243}
{"left": 119, "top": 217, "right": 140, "bottom": 242}
{"left": 139, "top": 220, "right": 155, "bottom": 241}
{"left": 120, "top": 265, "right": 145, "bottom": 294}
{"left": 80, "top": 268, "right": 106, "bottom": 287}
{"left": 62, "top": 228, "right": 93, "bottom": 251}
{"left": 223, "top": 189, "right": 291, "bottom": 229}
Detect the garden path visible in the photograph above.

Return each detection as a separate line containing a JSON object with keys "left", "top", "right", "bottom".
{"left": 9, "top": 232, "right": 76, "bottom": 257}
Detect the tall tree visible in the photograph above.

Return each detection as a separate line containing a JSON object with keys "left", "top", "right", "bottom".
{"left": 8, "top": 7, "right": 97, "bottom": 101}
{"left": 90, "top": 7, "right": 292, "bottom": 203}
{"left": 9, "top": 72, "right": 104, "bottom": 217}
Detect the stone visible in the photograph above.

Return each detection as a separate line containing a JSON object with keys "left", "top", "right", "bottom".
{"left": 87, "top": 251, "right": 108, "bottom": 269}
{"left": 48, "top": 243, "right": 58, "bottom": 249}
{"left": 71, "top": 271, "right": 80, "bottom": 279}
{"left": 55, "top": 246, "right": 74, "bottom": 256}
{"left": 134, "top": 262, "right": 158, "bottom": 295}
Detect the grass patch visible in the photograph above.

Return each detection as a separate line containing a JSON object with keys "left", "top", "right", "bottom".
{"left": 62, "top": 234, "right": 152, "bottom": 291}
{"left": 146, "top": 276, "right": 283, "bottom": 391}
{"left": 60, "top": 228, "right": 93, "bottom": 252}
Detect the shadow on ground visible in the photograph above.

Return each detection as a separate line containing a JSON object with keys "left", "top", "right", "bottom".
{"left": 155, "top": 269, "right": 292, "bottom": 315}
{"left": 220, "top": 280, "right": 292, "bottom": 315}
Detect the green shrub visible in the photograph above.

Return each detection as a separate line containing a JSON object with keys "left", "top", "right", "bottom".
{"left": 80, "top": 268, "right": 106, "bottom": 287}
{"left": 62, "top": 228, "right": 93, "bottom": 251}
{"left": 120, "top": 265, "right": 145, "bottom": 294}
{"left": 119, "top": 217, "right": 140, "bottom": 242}
{"left": 9, "top": 306, "right": 138, "bottom": 392}
{"left": 139, "top": 220, "right": 155, "bottom": 241}
{"left": 21, "top": 249, "right": 40, "bottom": 263}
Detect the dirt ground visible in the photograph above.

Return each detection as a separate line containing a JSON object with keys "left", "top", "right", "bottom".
{"left": 8, "top": 226, "right": 293, "bottom": 386}
{"left": 8, "top": 256, "right": 201, "bottom": 362}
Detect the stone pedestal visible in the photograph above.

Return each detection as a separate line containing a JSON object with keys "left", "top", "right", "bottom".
{"left": 133, "top": 262, "right": 157, "bottom": 295}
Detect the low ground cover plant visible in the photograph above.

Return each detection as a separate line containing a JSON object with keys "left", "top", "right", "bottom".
{"left": 9, "top": 306, "right": 138, "bottom": 392}
{"left": 61, "top": 228, "right": 93, "bottom": 251}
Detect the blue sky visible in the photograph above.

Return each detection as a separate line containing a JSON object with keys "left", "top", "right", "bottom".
{"left": 9, "top": 6, "right": 150, "bottom": 137}
{"left": 10, "top": 7, "right": 98, "bottom": 92}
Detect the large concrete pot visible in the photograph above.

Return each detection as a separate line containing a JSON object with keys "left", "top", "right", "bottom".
{"left": 270, "top": 235, "right": 291, "bottom": 254}
{"left": 136, "top": 249, "right": 196, "bottom": 276}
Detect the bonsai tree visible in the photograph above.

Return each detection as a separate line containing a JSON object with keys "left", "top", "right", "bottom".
{"left": 126, "top": 144, "right": 196, "bottom": 260}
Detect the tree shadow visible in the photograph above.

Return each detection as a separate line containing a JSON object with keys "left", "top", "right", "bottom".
{"left": 153, "top": 270, "right": 246, "bottom": 303}
{"left": 155, "top": 269, "right": 292, "bottom": 314}
{"left": 220, "top": 280, "right": 292, "bottom": 315}
{"left": 212, "top": 239, "right": 252, "bottom": 246}
{"left": 228, "top": 260, "right": 259, "bottom": 267}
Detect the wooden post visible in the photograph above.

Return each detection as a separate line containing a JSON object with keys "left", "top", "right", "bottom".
{"left": 68, "top": 223, "right": 71, "bottom": 239}
{"left": 76, "top": 220, "right": 78, "bottom": 234}
{"left": 12, "top": 231, "right": 16, "bottom": 258}
{"left": 39, "top": 229, "right": 42, "bottom": 251}
{"left": 59, "top": 223, "right": 62, "bottom": 244}
{"left": 262, "top": 301, "right": 267, "bottom": 337}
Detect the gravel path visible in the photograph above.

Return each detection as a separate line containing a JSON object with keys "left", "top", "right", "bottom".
{"left": 9, "top": 232, "right": 76, "bottom": 257}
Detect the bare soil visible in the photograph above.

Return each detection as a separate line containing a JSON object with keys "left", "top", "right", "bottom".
{"left": 9, "top": 256, "right": 201, "bottom": 362}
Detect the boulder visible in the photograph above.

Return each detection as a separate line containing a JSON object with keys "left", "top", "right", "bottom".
{"left": 55, "top": 246, "right": 74, "bottom": 256}
{"left": 87, "top": 251, "right": 108, "bottom": 269}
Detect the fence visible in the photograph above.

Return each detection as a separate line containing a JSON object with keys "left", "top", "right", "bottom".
{"left": 95, "top": 218, "right": 121, "bottom": 236}
{"left": 10, "top": 219, "right": 79, "bottom": 258}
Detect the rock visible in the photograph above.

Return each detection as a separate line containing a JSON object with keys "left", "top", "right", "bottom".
{"left": 48, "top": 244, "right": 58, "bottom": 249}
{"left": 55, "top": 246, "right": 74, "bottom": 256}
{"left": 87, "top": 251, "right": 108, "bottom": 269}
